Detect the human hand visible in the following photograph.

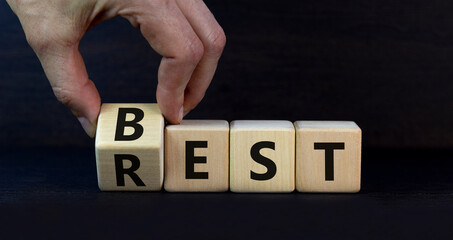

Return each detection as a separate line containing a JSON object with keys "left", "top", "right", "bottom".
{"left": 6, "top": 0, "right": 226, "bottom": 137}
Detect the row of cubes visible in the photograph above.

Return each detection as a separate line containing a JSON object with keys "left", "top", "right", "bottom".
{"left": 95, "top": 104, "right": 361, "bottom": 193}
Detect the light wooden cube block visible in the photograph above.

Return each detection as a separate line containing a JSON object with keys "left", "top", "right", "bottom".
{"left": 295, "top": 121, "right": 361, "bottom": 193}
{"left": 230, "top": 120, "right": 295, "bottom": 193}
{"left": 95, "top": 103, "right": 164, "bottom": 191}
{"left": 164, "top": 120, "right": 229, "bottom": 192}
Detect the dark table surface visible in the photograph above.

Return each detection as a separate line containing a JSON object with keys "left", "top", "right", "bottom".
{"left": 0, "top": 146, "right": 452, "bottom": 239}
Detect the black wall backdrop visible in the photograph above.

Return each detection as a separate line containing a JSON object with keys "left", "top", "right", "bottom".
{"left": 2, "top": 0, "right": 453, "bottom": 149}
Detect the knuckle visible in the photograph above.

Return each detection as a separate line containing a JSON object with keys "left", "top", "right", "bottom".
{"left": 26, "top": 33, "right": 52, "bottom": 53}
{"left": 205, "top": 27, "right": 226, "bottom": 57}
{"left": 52, "top": 86, "right": 73, "bottom": 107}
{"left": 25, "top": 23, "right": 79, "bottom": 54}
{"left": 180, "top": 37, "right": 204, "bottom": 65}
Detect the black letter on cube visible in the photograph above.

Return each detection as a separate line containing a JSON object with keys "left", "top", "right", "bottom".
{"left": 185, "top": 141, "right": 209, "bottom": 179}
{"left": 115, "top": 108, "right": 144, "bottom": 141}
{"left": 314, "top": 142, "right": 345, "bottom": 181}
{"left": 250, "top": 141, "right": 277, "bottom": 181}
{"left": 114, "top": 154, "right": 146, "bottom": 186}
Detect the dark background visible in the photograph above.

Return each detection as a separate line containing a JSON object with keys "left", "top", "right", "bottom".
{"left": 3, "top": 0, "right": 453, "bottom": 149}
{"left": 1, "top": 0, "right": 453, "bottom": 239}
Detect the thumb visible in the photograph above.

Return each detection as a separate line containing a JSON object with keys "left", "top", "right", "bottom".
{"left": 7, "top": 0, "right": 104, "bottom": 137}
{"left": 36, "top": 43, "right": 101, "bottom": 138}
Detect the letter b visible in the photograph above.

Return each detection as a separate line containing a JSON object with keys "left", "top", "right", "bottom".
{"left": 115, "top": 108, "right": 144, "bottom": 141}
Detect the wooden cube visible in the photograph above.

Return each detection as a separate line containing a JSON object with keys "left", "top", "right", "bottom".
{"left": 164, "top": 120, "right": 229, "bottom": 192}
{"left": 230, "top": 120, "right": 295, "bottom": 193}
{"left": 95, "top": 103, "right": 164, "bottom": 191}
{"left": 295, "top": 121, "right": 361, "bottom": 193}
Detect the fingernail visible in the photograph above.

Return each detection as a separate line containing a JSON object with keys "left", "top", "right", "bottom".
{"left": 178, "top": 106, "right": 184, "bottom": 123}
{"left": 78, "top": 117, "right": 96, "bottom": 138}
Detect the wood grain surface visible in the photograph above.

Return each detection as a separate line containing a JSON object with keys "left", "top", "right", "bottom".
{"left": 96, "top": 103, "right": 164, "bottom": 191}
{"left": 164, "top": 120, "right": 229, "bottom": 192}
{"left": 295, "top": 121, "right": 361, "bottom": 193}
{"left": 230, "top": 120, "right": 295, "bottom": 193}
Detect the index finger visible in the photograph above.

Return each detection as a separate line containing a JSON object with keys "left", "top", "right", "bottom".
{"left": 121, "top": 1, "right": 204, "bottom": 124}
